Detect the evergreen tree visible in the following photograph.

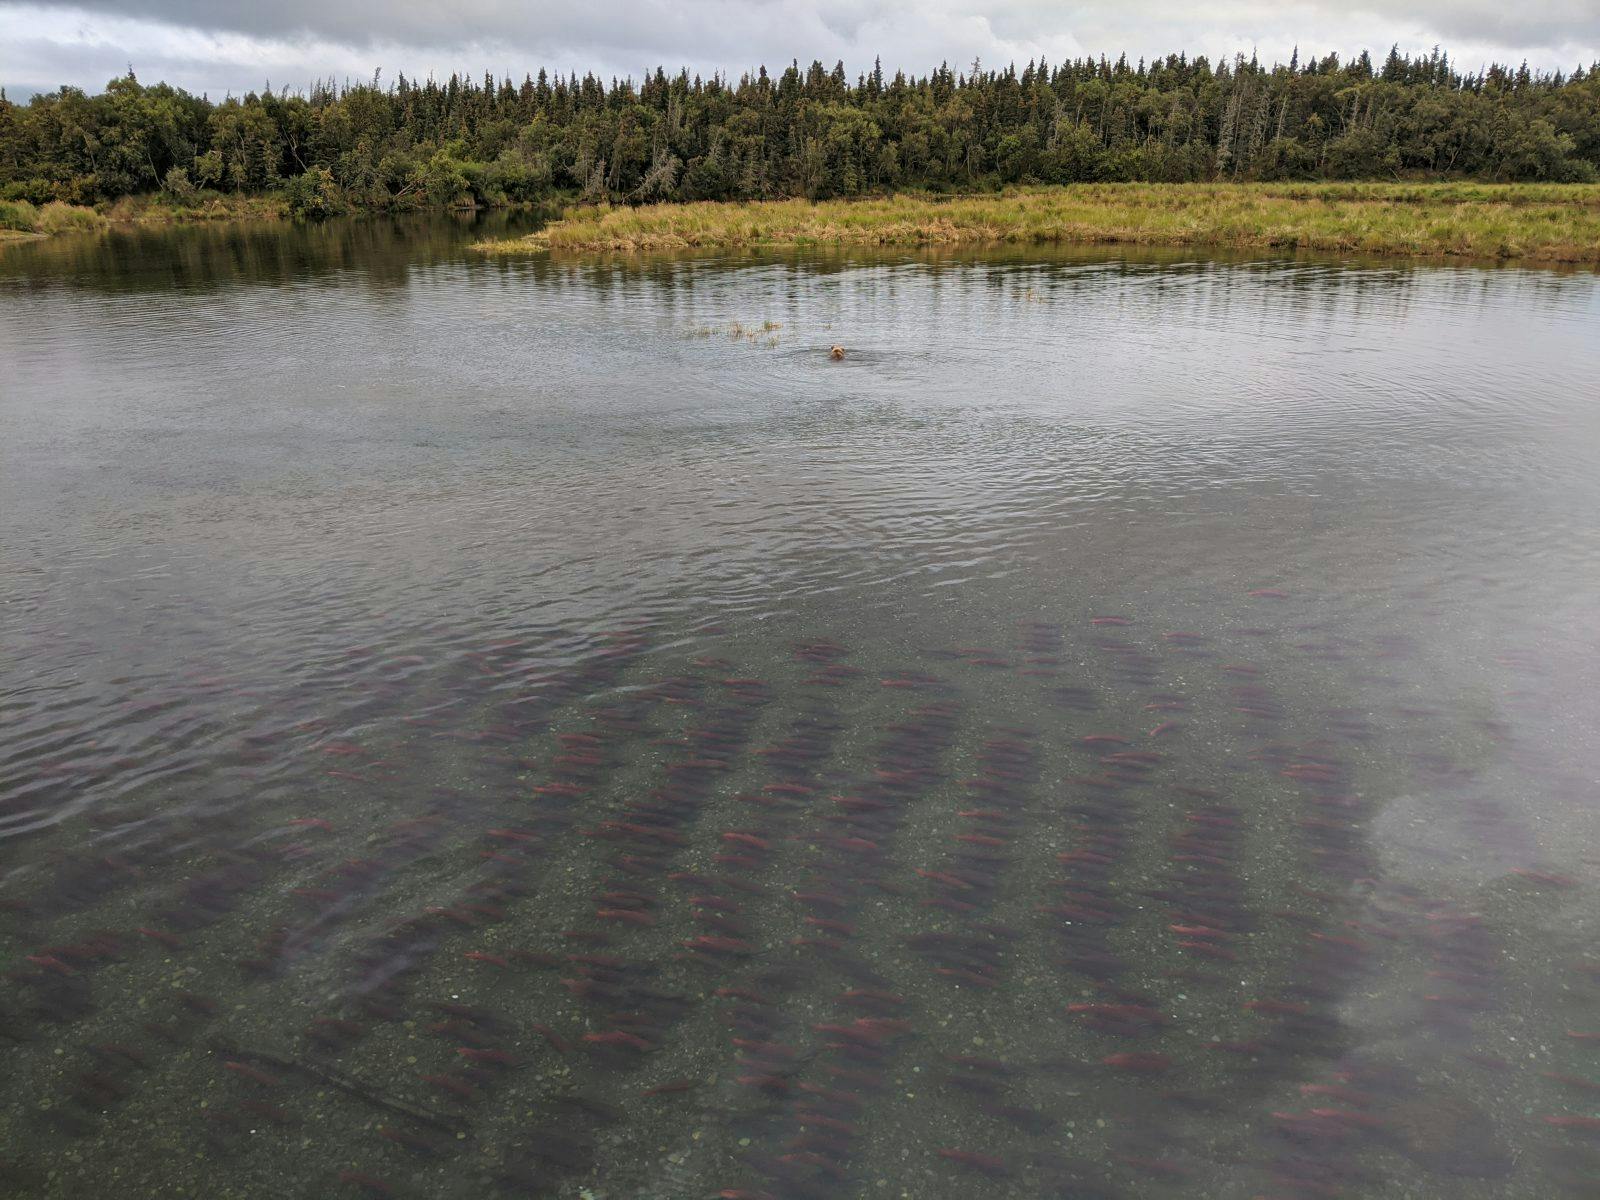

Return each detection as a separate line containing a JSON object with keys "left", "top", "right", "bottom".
{"left": 2, "top": 46, "right": 1594, "bottom": 209}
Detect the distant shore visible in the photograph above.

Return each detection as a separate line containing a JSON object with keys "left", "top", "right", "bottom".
{"left": 0, "top": 193, "right": 289, "bottom": 241}
{"left": 0, "top": 193, "right": 544, "bottom": 245}
{"left": 473, "top": 183, "right": 1600, "bottom": 264}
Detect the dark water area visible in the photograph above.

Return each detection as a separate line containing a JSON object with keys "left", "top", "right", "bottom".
{"left": 2, "top": 214, "right": 1599, "bottom": 1199}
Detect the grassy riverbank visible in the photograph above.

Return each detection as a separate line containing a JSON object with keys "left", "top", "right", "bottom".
{"left": 475, "top": 183, "right": 1600, "bottom": 263}
{"left": 0, "top": 191, "right": 554, "bottom": 246}
{"left": 0, "top": 199, "right": 109, "bottom": 238}
{"left": 103, "top": 192, "right": 289, "bottom": 224}
{"left": 0, "top": 193, "right": 286, "bottom": 240}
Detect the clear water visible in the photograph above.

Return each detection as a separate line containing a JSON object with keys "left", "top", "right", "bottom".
{"left": 2, "top": 217, "right": 1599, "bottom": 1199}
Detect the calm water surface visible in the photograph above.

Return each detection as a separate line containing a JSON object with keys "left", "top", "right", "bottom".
{"left": 2, "top": 217, "right": 1599, "bottom": 1199}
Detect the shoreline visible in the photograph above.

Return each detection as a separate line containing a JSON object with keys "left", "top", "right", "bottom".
{"left": 0, "top": 194, "right": 555, "bottom": 246}
{"left": 1, "top": 195, "right": 284, "bottom": 241}
{"left": 8, "top": 184, "right": 1597, "bottom": 269}
{"left": 472, "top": 184, "right": 1600, "bottom": 265}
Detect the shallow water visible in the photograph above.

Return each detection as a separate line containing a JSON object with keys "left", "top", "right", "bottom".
{"left": 2, "top": 216, "right": 1599, "bottom": 1199}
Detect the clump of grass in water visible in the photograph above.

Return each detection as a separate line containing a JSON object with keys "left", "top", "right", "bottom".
{"left": 473, "top": 183, "right": 1600, "bottom": 263}
{"left": 735, "top": 320, "right": 782, "bottom": 344}
{"left": 693, "top": 320, "right": 782, "bottom": 346}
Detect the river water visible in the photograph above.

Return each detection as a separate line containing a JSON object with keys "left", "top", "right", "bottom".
{"left": 2, "top": 215, "right": 1598, "bottom": 1199}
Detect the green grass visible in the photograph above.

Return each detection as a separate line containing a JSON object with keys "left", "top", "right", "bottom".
{"left": 473, "top": 183, "right": 1600, "bottom": 264}
{"left": 1, "top": 193, "right": 285, "bottom": 243}
{"left": 0, "top": 198, "right": 48, "bottom": 236}
{"left": 37, "top": 200, "right": 110, "bottom": 234}
{"left": 0, "top": 198, "right": 109, "bottom": 238}
{"left": 105, "top": 191, "right": 288, "bottom": 224}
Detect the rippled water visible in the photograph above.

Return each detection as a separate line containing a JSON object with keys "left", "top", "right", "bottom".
{"left": 2, "top": 217, "right": 1599, "bottom": 1199}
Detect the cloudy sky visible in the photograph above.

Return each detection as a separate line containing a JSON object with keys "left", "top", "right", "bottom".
{"left": 2, "top": 1, "right": 1596, "bottom": 100}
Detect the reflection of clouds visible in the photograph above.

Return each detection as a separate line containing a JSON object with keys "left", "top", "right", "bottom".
{"left": 2, "top": 0, "right": 1595, "bottom": 98}
{"left": 4, "top": 227, "right": 1599, "bottom": 880}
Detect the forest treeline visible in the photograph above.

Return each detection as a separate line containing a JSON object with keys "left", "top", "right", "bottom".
{"left": 2, "top": 47, "right": 1598, "bottom": 216}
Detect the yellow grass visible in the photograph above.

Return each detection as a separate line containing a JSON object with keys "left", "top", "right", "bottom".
{"left": 104, "top": 193, "right": 288, "bottom": 224}
{"left": 473, "top": 184, "right": 1600, "bottom": 264}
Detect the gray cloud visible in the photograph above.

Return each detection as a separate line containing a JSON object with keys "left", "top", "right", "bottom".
{"left": 2, "top": 0, "right": 1595, "bottom": 100}
{"left": 1353, "top": 0, "right": 1596, "bottom": 51}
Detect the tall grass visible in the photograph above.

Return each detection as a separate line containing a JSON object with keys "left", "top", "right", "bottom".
{"left": 35, "top": 201, "right": 109, "bottom": 235}
{"left": 474, "top": 184, "right": 1600, "bottom": 264}
{"left": 105, "top": 192, "right": 287, "bottom": 224}
{"left": 0, "top": 199, "right": 109, "bottom": 236}
{"left": 2, "top": 193, "right": 278, "bottom": 241}
{"left": 0, "top": 198, "right": 40, "bottom": 232}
